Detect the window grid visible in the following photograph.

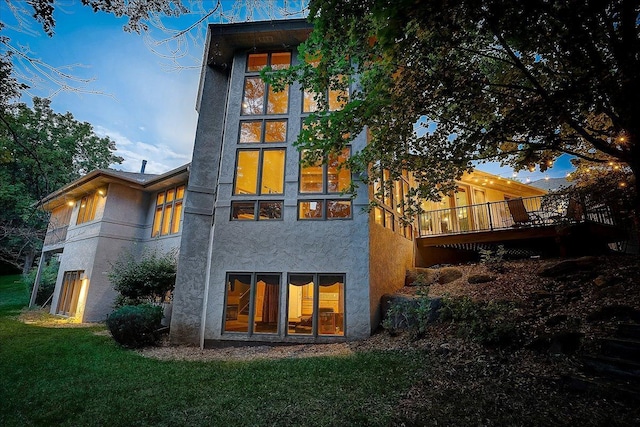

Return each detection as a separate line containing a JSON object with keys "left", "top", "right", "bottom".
{"left": 372, "top": 170, "right": 414, "bottom": 240}
{"left": 152, "top": 185, "right": 185, "bottom": 237}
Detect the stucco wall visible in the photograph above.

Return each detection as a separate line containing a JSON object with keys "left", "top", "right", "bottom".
{"left": 172, "top": 33, "right": 372, "bottom": 345}
{"left": 171, "top": 63, "right": 229, "bottom": 344}
{"left": 368, "top": 222, "right": 415, "bottom": 331}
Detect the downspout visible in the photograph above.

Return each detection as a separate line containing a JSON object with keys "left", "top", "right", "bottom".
{"left": 199, "top": 65, "right": 231, "bottom": 350}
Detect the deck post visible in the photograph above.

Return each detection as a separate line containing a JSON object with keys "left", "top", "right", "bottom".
{"left": 487, "top": 202, "right": 493, "bottom": 231}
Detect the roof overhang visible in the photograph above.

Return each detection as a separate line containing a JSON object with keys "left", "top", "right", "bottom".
{"left": 39, "top": 164, "right": 190, "bottom": 211}
{"left": 206, "top": 19, "right": 313, "bottom": 70}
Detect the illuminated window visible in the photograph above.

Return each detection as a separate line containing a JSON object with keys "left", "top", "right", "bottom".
{"left": 298, "top": 200, "right": 352, "bottom": 220}
{"left": 242, "top": 52, "right": 291, "bottom": 115}
{"left": 299, "top": 147, "right": 351, "bottom": 194}
{"left": 57, "top": 270, "right": 84, "bottom": 317}
{"left": 224, "top": 273, "right": 281, "bottom": 335}
{"left": 303, "top": 75, "right": 349, "bottom": 113}
{"left": 233, "top": 149, "right": 285, "bottom": 195}
{"left": 231, "top": 201, "right": 283, "bottom": 220}
{"left": 239, "top": 119, "right": 287, "bottom": 143}
{"left": 76, "top": 190, "right": 103, "bottom": 225}
{"left": 287, "top": 273, "right": 345, "bottom": 336}
{"left": 152, "top": 185, "right": 185, "bottom": 237}
{"left": 371, "top": 169, "right": 414, "bottom": 240}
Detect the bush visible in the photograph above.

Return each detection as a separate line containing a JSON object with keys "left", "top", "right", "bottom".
{"left": 106, "top": 304, "right": 164, "bottom": 348}
{"left": 108, "top": 249, "right": 177, "bottom": 307}
{"left": 23, "top": 259, "right": 60, "bottom": 306}
{"left": 439, "top": 296, "right": 518, "bottom": 346}
{"left": 382, "top": 286, "right": 436, "bottom": 339}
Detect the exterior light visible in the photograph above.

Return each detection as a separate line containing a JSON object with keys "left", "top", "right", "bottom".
{"left": 67, "top": 201, "right": 75, "bottom": 207}
{"left": 98, "top": 189, "right": 105, "bottom": 196}
{"left": 619, "top": 182, "right": 626, "bottom": 187}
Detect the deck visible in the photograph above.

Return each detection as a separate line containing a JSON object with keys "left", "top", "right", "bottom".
{"left": 415, "top": 195, "right": 627, "bottom": 262}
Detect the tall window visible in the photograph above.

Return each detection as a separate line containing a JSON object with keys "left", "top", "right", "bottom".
{"left": 152, "top": 185, "right": 185, "bottom": 237}
{"left": 372, "top": 169, "right": 413, "bottom": 239}
{"left": 76, "top": 190, "right": 102, "bottom": 224}
{"left": 287, "top": 273, "right": 345, "bottom": 336}
{"left": 57, "top": 270, "right": 84, "bottom": 317}
{"left": 224, "top": 273, "right": 281, "bottom": 335}
{"left": 298, "top": 147, "right": 352, "bottom": 220}
{"left": 242, "top": 52, "right": 291, "bottom": 115}
{"left": 233, "top": 149, "right": 285, "bottom": 195}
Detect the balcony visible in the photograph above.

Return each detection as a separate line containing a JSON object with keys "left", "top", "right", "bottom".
{"left": 43, "top": 225, "right": 69, "bottom": 246}
{"left": 416, "top": 195, "right": 626, "bottom": 256}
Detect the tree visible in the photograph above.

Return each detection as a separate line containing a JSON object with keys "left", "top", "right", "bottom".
{"left": 0, "top": 97, "right": 122, "bottom": 270}
{"left": 265, "top": 0, "right": 639, "bottom": 224}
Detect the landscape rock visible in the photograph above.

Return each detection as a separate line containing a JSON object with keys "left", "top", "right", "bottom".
{"left": 467, "top": 274, "right": 496, "bottom": 284}
{"left": 405, "top": 268, "right": 438, "bottom": 286}
{"left": 538, "top": 256, "right": 598, "bottom": 278}
{"left": 438, "top": 267, "right": 463, "bottom": 284}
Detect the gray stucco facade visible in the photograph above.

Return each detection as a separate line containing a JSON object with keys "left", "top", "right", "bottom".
{"left": 171, "top": 20, "right": 379, "bottom": 345}
{"left": 40, "top": 166, "right": 188, "bottom": 323}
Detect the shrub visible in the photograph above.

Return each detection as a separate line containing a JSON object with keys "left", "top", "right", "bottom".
{"left": 108, "top": 248, "right": 177, "bottom": 307}
{"left": 23, "top": 259, "right": 60, "bottom": 306}
{"left": 479, "top": 245, "right": 506, "bottom": 273}
{"left": 382, "top": 286, "right": 436, "bottom": 339}
{"left": 106, "top": 304, "right": 164, "bottom": 348}
{"left": 439, "top": 296, "right": 518, "bottom": 346}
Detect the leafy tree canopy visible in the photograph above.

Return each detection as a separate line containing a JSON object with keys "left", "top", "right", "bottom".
{"left": 0, "top": 97, "right": 122, "bottom": 269}
{"left": 266, "top": 0, "right": 639, "bottom": 218}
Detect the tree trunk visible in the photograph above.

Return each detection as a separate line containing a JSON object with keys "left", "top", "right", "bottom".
{"left": 22, "top": 250, "right": 36, "bottom": 275}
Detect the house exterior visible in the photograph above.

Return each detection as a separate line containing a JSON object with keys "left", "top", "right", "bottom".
{"left": 167, "top": 20, "right": 548, "bottom": 346}
{"left": 35, "top": 164, "right": 189, "bottom": 322}
{"left": 35, "top": 19, "right": 553, "bottom": 343}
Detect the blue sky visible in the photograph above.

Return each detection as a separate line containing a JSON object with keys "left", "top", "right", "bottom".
{"left": 2, "top": 1, "right": 574, "bottom": 182}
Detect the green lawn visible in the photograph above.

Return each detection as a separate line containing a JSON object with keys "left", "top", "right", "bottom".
{"left": 0, "top": 275, "right": 425, "bottom": 427}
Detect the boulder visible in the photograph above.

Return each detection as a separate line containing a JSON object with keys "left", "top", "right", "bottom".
{"left": 405, "top": 268, "right": 438, "bottom": 286}
{"left": 438, "top": 267, "right": 463, "bottom": 284}
{"left": 468, "top": 274, "right": 496, "bottom": 284}
{"left": 538, "top": 256, "right": 598, "bottom": 277}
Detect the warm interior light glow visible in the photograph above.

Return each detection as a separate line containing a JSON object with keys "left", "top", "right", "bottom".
{"left": 67, "top": 201, "right": 75, "bottom": 206}
{"left": 73, "top": 278, "right": 89, "bottom": 323}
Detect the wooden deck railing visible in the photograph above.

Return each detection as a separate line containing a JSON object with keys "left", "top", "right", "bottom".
{"left": 417, "top": 194, "right": 615, "bottom": 238}
{"left": 43, "top": 225, "right": 69, "bottom": 246}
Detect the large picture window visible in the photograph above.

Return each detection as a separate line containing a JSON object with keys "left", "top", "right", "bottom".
{"left": 287, "top": 274, "right": 345, "bottom": 336}
{"left": 224, "top": 273, "right": 281, "bottom": 335}
{"left": 233, "top": 149, "right": 285, "bottom": 195}
{"left": 152, "top": 185, "right": 185, "bottom": 237}
{"left": 242, "top": 52, "right": 291, "bottom": 116}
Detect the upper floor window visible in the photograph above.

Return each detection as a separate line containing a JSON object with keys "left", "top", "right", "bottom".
{"left": 152, "top": 185, "right": 184, "bottom": 237}
{"left": 233, "top": 149, "right": 286, "bottom": 195}
{"left": 76, "top": 190, "right": 103, "bottom": 225}
{"left": 372, "top": 169, "right": 413, "bottom": 240}
{"left": 299, "top": 147, "right": 351, "bottom": 194}
{"left": 242, "top": 52, "right": 291, "bottom": 116}
{"left": 303, "top": 75, "right": 349, "bottom": 113}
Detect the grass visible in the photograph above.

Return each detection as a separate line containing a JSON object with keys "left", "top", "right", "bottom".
{"left": 0, "top": 275, "right": 425, "bottom": 427}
